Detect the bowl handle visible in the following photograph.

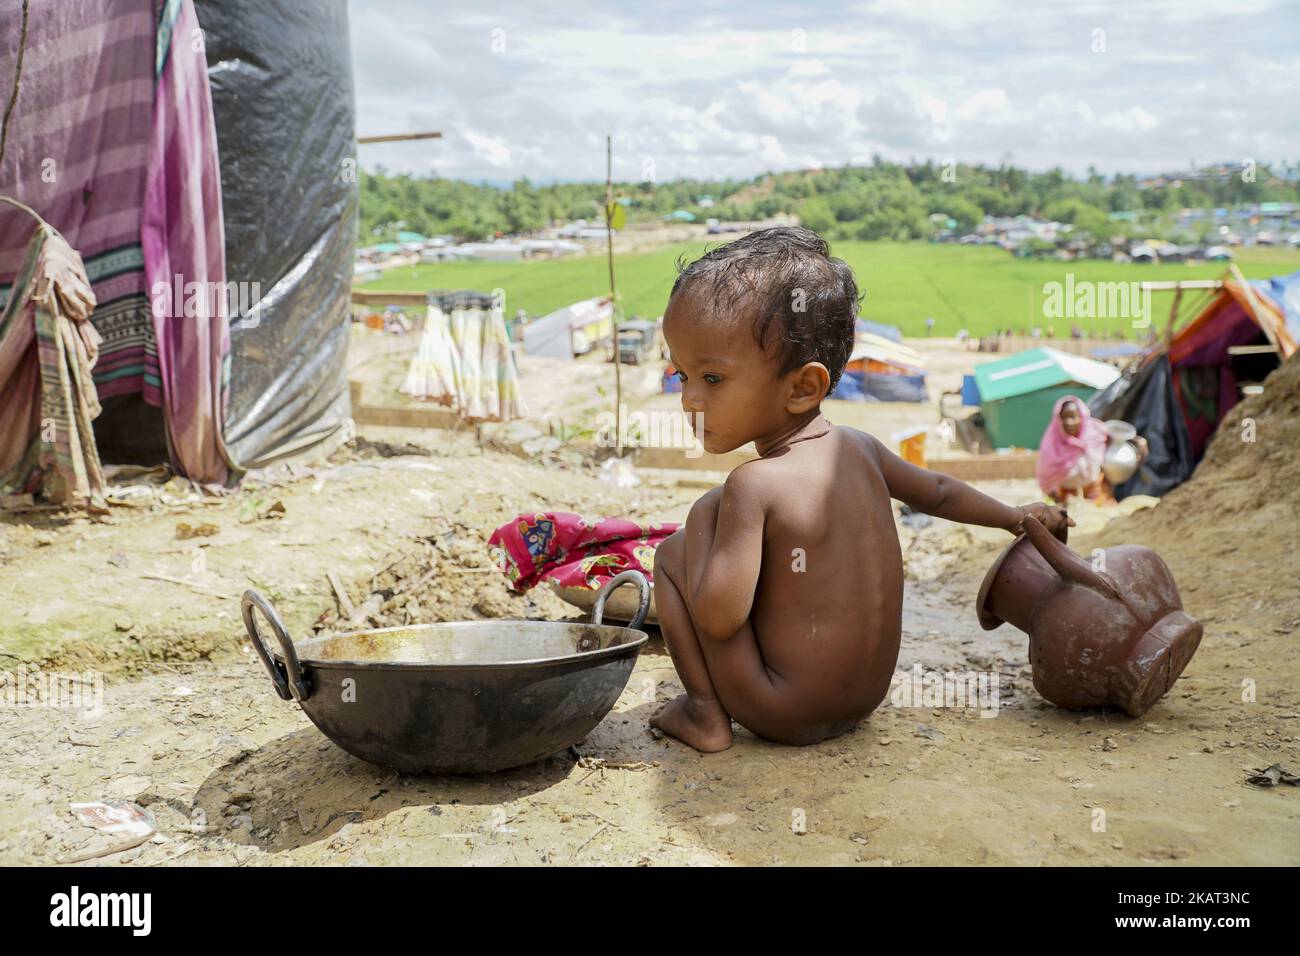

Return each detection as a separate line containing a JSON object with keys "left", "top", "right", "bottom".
{"left": 591, "top": 570, "right": 651, "bottom": 630}
{"left": 241, "top": 589, "right": 311, "bottom": 702}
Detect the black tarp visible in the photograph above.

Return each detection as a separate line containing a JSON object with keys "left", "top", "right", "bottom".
{"left": 1088, "top": 355, "right": 1196, "bottom": 498}
{"left": 195, "top": 0, "right": 356, "bottom": 470}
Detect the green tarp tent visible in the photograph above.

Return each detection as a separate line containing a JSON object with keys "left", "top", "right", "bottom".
{"left": 973, "top": 347, "right": 1120, "bottom": 449}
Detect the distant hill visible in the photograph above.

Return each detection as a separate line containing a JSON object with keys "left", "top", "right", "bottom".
{"left": 359, "top": 159, "right": 1300, "bottom": 245}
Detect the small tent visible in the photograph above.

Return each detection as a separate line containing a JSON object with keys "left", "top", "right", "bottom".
{"left": 973, "top": 347, "right": 1120, "bottom": 449}
{"left": 522, "top": 297, "right": 613, "bottom": 360}
{"left": 831, "top": 334, "right": 928, "bottom": 403}
{"left": 1089, "top": 269, "right": 1299, "bottom": 498}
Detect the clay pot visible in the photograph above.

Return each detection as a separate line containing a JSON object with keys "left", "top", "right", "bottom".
{"left": 976, "top": 515, "right": 1202, "bottom": 717}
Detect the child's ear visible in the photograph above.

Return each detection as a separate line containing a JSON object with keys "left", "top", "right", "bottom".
{"left": 786, "top": 362, "right": 830, "bottom": 412}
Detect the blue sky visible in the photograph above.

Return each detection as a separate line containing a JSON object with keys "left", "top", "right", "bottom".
{"left": 347, "top": 0, "right": 1300, "bottom": 182}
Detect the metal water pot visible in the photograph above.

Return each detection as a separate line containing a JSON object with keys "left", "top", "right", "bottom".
{"left": 1102, "top": 420, "right": 1140, "bottom": 484}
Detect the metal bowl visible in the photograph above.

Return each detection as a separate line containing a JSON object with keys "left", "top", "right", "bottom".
{"left": 551, "top": 578, "right": 659, "bottom": 625}
{"left": 241, "top": 571, "right": 651, "bottom": 774}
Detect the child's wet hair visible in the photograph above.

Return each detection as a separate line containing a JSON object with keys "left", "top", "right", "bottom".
{"left": 669, "top": 226, "right": 860, "bottom": 391}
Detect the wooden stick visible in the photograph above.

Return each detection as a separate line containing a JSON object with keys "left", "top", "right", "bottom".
{"left": 356, "top": 131, "right": 442, "bottom": 144}
{"left": 1140, "top": 279, "right": 1222, "bottom": 291}
{"left": 1231, "top": 262, "right": 1284, "bottom": 354}
{"left": 606, "top": 134, "right": 622, "bottom": 457}
{"left": 327, "top": 571, "right": 355, "bottom": 619}
{"left": 571, "top": 823, "right": 610, "bottom": 860}
{"left": 57, "top": 832, "right": 154, "bottom": 865}
{"left": 1166, "top": 285, "right": 1182, "bottom": 349}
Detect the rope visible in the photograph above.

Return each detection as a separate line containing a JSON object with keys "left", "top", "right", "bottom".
{"left": 0, "top": 0, "right": 30, "bottom": 170}
{"left": 0, "top": 2, "right": 44, "bottom": 229}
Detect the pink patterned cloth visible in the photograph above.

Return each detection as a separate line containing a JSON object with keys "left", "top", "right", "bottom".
{"left": 1035, "top": 394, "right": 1109, "bottom": 495}
{"left": 141, "top": 0, "right": 231, "bottom": 484}
{"left": 0, "top": 223, "right": 106, "bottom": 511}
{"left": 488, "top": 512, "right": 679, "bottom": 593}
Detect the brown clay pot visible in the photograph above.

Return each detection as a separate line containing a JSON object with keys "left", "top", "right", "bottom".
{"left": 976, "top": 515, "right": 1202, "bottom": 717}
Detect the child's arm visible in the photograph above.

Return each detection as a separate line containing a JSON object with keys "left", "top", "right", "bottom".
{"left": 869, "top": 435, "right": 1072, "bottom": 535}
{"left": 683, "top": 469, "right": 765, "bottom": 642}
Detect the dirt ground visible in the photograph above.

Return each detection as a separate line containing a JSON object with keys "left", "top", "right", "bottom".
{"left": 2, "top": 342, "right": 1298, "bottom": 867}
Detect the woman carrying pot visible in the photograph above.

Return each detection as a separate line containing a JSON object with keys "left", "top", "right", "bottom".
{"left": 1035, "top": 396, "right": 1147, "bottom": 505}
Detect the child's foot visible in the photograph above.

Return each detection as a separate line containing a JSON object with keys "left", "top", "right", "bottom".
{"left": 651, "top": 693, "right": 734, "bottom": 752}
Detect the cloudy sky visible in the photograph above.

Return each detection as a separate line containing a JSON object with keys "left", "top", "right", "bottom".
{"left": 347, "top": 0, "right": 1300, "bottom": 183}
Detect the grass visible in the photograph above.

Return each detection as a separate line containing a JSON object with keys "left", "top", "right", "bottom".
{"left": 360, "top": 242, "right": 1300, "bottom": 337}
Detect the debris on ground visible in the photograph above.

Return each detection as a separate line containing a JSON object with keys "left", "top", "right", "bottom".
{"left": 1246, "top": 764, "right": 1300, "bottom": 788}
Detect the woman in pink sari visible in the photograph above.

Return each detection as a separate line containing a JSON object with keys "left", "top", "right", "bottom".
{"left": 1036, "top": 395, "right": 1147, "bottom": 505}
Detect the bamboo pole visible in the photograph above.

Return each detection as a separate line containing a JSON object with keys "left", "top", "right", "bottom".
{"left": 356, "top": 131, "right": 443, "bottom": 144}
{"left": 1166, "top": 286, "right": 1182, "bottom": 349}
{"left": 606, "top": 135, "right": 622, "bottom": 456}
{"left": 1139, "top": 279, "right": 1222, "bottom": 292}
{"left": 1230, "top": 262, "right": 1283, "bottom": 355}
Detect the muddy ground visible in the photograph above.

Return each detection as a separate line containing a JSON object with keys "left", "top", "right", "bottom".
{"left": 2, "top": 423, "right": 1296, "bottom": 866}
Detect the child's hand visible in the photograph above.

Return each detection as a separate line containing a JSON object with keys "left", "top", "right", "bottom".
{"left": 1015, "top": 502, "right": 1074, "bottom": 537}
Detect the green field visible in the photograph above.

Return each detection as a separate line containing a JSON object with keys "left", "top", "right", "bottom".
{"left": 360, "top": 242, "right": 1300, "bottom": 337}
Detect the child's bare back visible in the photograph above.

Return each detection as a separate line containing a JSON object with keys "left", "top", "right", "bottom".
{"left": 715, "top": 423, "right": 904, "bottom": 735}
{"left": 650, "top": 227, "right": 1072, "bottom": 753}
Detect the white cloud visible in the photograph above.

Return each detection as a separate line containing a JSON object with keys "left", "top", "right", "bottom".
{"left": 955, "top": 89, "right": 1017, "bottom": 124}
{"left": 462, "top": 129, "right": 513, "bottom": 168}
{"left": 1098, "top": 107, "right": 1160, "bottom": 133}
{"left": 347, "top": 0, "right": 1300, "bottom": 180}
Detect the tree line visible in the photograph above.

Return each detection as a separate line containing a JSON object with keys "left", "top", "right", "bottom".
{"left": 359, "top": 157, "right": 1300, "bottom": 245}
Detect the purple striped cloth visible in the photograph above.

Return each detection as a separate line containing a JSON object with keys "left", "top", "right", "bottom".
{"left": 0, "top": 1, "right": 157, "bottom": 400}
{"left": 1, "top": 0, "right": 230, "bottom": 483}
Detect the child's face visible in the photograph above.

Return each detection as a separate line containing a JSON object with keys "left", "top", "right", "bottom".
{"left": 663, "top": 292, "right": 795, "bottom": 455}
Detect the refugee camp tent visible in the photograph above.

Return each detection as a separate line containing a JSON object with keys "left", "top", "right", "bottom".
{"left": 522, "top": 297, "right": 614, "bottom": 360}
{"left": 973, "top": 347, "right": 1119, "bottom": 449}
{"left": 451, "top": 242, "right": 526, "bottom": 261}
{"left": 1089, "top": 270, "right": 1299, "bottom": 498}
{"left": 831, "top": 334, "right": 928, "bottom": 403}
{"left": 0, "top": 0, "right": 355, "bottom": 497}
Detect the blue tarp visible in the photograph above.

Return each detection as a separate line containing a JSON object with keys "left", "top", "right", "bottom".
{"left": 855, "top": 318, "right": 903, "bottom": 342}
{"left": 832, "top": 370, "right": 927, "bottom": 403}
{"left": 1252, "top": 270, "right": 1300, "bottom": 341}
{"left": 1090, "top": 343, "right": 1143, "bottom": 360}
{"left": 831, "top": 372, "right": 872, "bottom": 402}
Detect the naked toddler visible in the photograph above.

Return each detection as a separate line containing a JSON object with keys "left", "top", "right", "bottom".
{"left": 651, "top": 227, "right": 1072, "bottom": 752}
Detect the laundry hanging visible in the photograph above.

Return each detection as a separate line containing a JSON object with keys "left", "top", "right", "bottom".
{"left": 0, "top": 222, "right": 107, "bottom": 511}
{"left": 400, "top": 290, "right": 527, "bottom": 422}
